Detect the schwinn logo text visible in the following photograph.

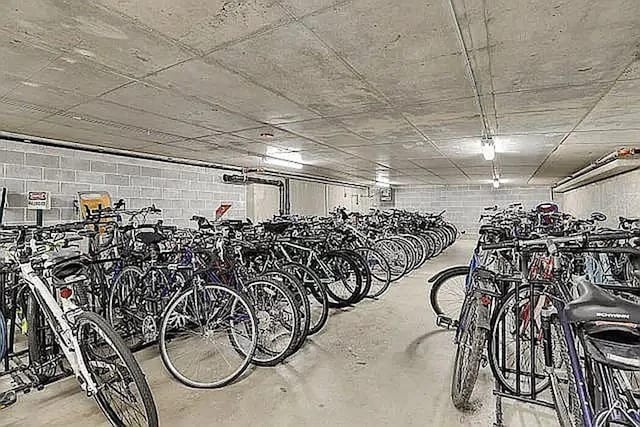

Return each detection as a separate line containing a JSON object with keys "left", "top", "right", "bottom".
{"left": 596, "top": 312, "right": 630, "bottom": 319}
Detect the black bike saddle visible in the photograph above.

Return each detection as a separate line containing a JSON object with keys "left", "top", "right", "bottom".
{"left": 565, "top": 277, "right": 640, "bottom": 325}
{"left": 479, "top": 225, "right": 508, "bottom": 239}
{"left": 135, "top": 231, "right": 165, "bottom": 245}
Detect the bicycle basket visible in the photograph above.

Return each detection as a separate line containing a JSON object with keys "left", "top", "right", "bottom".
{"left": 582, "top": 324, "right": 640, "bottom": 371}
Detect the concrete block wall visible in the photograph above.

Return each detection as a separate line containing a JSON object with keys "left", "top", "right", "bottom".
{"left": 0, "top": 139, "right": 246, "bottom": 226}
{"left": 395, "top": 185, "right": 552, "bottom": 237}
{"left": 559, "top": 169, "right": 640, "bottom": 227}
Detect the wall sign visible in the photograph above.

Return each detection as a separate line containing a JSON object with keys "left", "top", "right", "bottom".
{"left": 78, "top": 191, "right": 112, "bottom": 218}
{"left": 380, "top": 188, "right": 393, "bottom": 202}
{"left": 215, "top": 203, "right": 232, "bottom": 220}
{"left": 27, "top": 191, "right": 51, "bottom": 210}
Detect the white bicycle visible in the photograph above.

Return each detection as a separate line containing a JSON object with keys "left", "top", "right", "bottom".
{"left": 0, "top": 224, "right": 158, "bottom": 426}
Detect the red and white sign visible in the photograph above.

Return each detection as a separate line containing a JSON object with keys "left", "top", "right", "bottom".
{"left": 27, "top": 191, "right": 51, "bottom": 210}
{"left": 215, "top": 203, "right": 232, "bottom": 220}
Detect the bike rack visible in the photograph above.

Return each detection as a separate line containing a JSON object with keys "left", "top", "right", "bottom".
{"left": 492, "top": 250, "right": 555, "bottom": 426}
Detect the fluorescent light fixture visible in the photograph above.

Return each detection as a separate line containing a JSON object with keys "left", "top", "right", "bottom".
{"left": 264, "top": 157, "right": 303, "bottom": 169}
{"left": 492, "top": 177, "right": 500, "bottom": 188}
{"left": 376, "top": 181, "right": 390, "bottom": 188}
{"left": 481, "top": 136, "right": 495, "bottom": 161}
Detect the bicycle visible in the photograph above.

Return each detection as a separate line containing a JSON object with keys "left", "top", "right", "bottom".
{"left": 0, "top": 224, "right": 158, "bottom": 426}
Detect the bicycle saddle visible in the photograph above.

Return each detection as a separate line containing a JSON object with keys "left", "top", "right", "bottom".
{"left": 478, "top": 225, "right": 508, "bottom": 239}
{"left": 565, "top": 277, "right": 640, "bottom": 325}
{"left": 135, "top": 231, "right": 165, "bottom": 245}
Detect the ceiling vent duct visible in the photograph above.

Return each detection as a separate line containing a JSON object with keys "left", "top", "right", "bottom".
{"left": 553, "top": 148, "right": 640, "bottom": 193}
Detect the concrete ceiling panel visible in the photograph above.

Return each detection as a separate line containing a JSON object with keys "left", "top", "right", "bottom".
{"left": 148, "top": 58, "right": 318, "bottom": 124}
{"left": 19, "top": 119, "right": 153, "bottom": 150}
{"left": 0, "top": 102, "right": 52, "bottom": 129}
{"left": 1, "top": 0, "right": 193, "bottom": 77}
{"left": 0, "top": 35, "right": 60, "bottom": 81}
{"left": 486, "top": 0, "right": 640, "bottom": 91}
{"left": 497, "top": 108, "right": 587, "bottom": 134}
{"left": 303, "top": 0, "right": 475, "bottom": 104}
{"left": 494, "top": 84, "right": 607, "bottom": 115}
{"left": 576, "top": 79, "right": 640, "bottom": 132}
{"left": 409, "top": 115, "right": 483, "bottom": 141}
{"left": 68, "top": 99, "right": 214, "bottom": 138}
{"left": 37, "top": 113, "right": 179, "bottom": 144}
{"left": 95, "top": 0, "right": 289, "bottom": 53}
{"left": 564, "top": 130, "right": 640, "bottom": 145}
{"left": 1, "top": 74, "right": 90, "bottom": 111}
{"left": 279, "top": 0, "right": 342, "bottom": 17}
{"left": 210, "top": 22, "right": 388, "bottom": 115}
{"left": 622, "top": 60, "right": 640, "bottom": 80}
{"left": 335, "top": 111, "right": 425, "bottom": 144}
{"left": 32, "top": 55, "right": 133, "bottom": 97}
{"left": 103, "top": 82, "right": 261, "bottom": 132}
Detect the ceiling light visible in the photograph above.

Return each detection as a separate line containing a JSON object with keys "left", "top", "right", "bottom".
{"left": 493, "top": 177, "right": 500, "bottom": 188}
{"left": 260, "top": 132, "right": 274, "bottom": 138}
{"left": 481, "top": 136, "right": 495, "bottom": 161}
{"left": 264, "top": 157, "right": 303, "bottom": 169}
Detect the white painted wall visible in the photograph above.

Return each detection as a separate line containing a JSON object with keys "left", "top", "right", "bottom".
{"left": 0, "top": 139, "right": 246, "bottom": 226}
{"left": 246, "top": 183, "right": 280, "bottom": 223}
{"left": 558, "top": 169, "right": 640, "bottom": 227}
{"left": 394, "top": 185, "right": 552, "bottom": 237}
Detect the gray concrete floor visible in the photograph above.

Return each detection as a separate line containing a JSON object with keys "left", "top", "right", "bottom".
{"left": 0, "top": 241, "right": 559, "bottom": 426}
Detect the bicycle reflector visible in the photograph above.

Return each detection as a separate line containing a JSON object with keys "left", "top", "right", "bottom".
{"left": 59, "top": 287, "right": 73, "bottom": 299}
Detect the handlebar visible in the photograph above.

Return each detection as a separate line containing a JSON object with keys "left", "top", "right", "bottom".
{"left": 480, "top": 229, "right": 640, "bottom": 251}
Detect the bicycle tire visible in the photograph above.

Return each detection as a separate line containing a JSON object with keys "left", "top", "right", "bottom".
{"left": 339, "top": 249, "right": 372, "bottom": 303}
{"left": 262, "top": 270, "right": 310, "bottom": 356}
{"left": 107, "top": 266, "right": 146, "bottom": 350}
{"left": 373, "top": 238, "right": 408, "bottom": 282}
{"left": 486, "top": 284, "right": 550, "bottom": 397}
{"left": 318, "top": 252, "right": 362, "bottom": 307}
{"left": 0, "top": 309, "right": 6, "bottom": 361}
{"left": 549, "top": 316, "right": 584, "bottom": 426}
{"left": 243, "top": 277, "right": 301, "bottom": 366}
{"left": 451, "top": 297, "right": 487, "bottom": 410}
{"left": 76, "top": 311, "right": 158, "bottom": 427}
{"left": 429, "top": 266, "right": 468, "bottom": 319}
{"left": 281, "top": 263, "right": 329, "bottom": 335}
{"left": 354, "top": 247, "right": 392, "bottom": 298}
{"left": 159, "top": 284, "right": 258, "bottom": 388}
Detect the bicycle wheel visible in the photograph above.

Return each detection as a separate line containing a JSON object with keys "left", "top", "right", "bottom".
{"left": 0, "top": 310, "right": 6, "bottom": 361}
{"left": 393, "top": 237, "right": 417, "bottom": 271}
{"left": 425, "top": 230, "right": 444, "bottom": 257}
{"left": 487, "top": 284, "right": 550, "bottom": 396}
{"left": 401, "top": 234, "right": 426, "bottom": 269}
{"left": 451, "top": 296, "right": 487, "bottom": 410}
{"left": 76, "top": 311, "right": 158, "bottom": 427}
{"left": 318, "top": 252, "right": 362, "bottom": 307}
{"left": 549, "top": 317, "right": 584, "bottom": 426}
{"left": 159, "top": 283, "right": 258, "bottom": 388}
{"left": 429, "top": 267, "right": 468, "bottom": 320}
{"left": 373, "top": 239, "right": 408, "bottom": 282}
{"left": 243, "top": 278, "right": 301, "bottom": 366}
{"left": 354, "top": 247, "right": 391, "bottom": 298}
{"left": 107, "top": 266, "right": 146, "bottom": 349}
{"left": 281, "top": 263, "right": 329, "bottom": 335}
{"left": 262, "top": 270, "right": 310, "bottom": 355}
{"left": 341, "top": 250, "right": 372, "bottom": 303}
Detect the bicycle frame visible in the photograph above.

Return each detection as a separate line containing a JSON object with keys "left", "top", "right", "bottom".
{"left": 17, "top": 261, "right": 98, "bottom": 395}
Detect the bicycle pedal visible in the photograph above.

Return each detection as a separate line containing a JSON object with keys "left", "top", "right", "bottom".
{"left": 435, "top": 315, "right": 457, "bottom": 329}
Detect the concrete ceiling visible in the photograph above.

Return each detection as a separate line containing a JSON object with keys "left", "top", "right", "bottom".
{"left": 1, "top": 0, "right": 639, "bottom": 186}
